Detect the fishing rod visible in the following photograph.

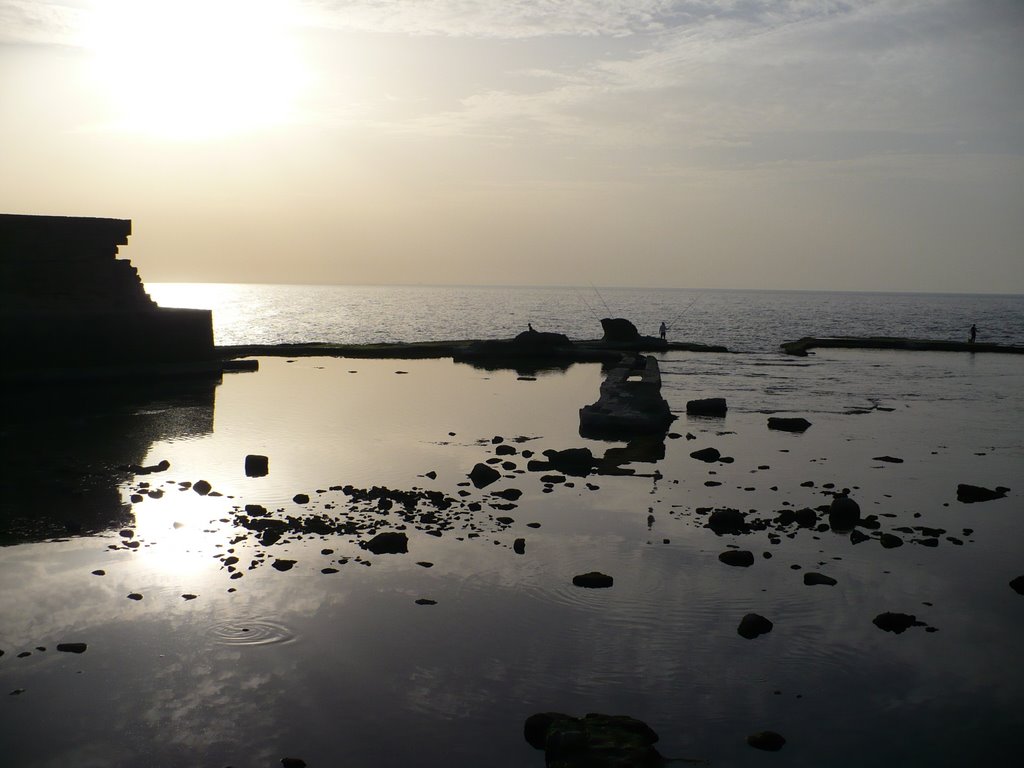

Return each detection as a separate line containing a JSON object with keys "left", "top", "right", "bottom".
{"left": 665, "top": 293, "right": 701, "bottom": 331}
{"left": 589, "top": 281, "right": 612, "bottom": 315}
{"left": 573, "top": 286, "right": 601, "bottom": 323}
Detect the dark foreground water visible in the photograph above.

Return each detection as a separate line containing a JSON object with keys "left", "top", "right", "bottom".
{"left": 1, "top": 341, "right": 1022, "bottom": 767}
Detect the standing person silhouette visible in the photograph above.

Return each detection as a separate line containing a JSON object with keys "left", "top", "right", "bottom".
{"left": 969, "top": 324, "right": 977, "bottom": 343}
{"left": 659, "top": 321, "right": 667, "bottom": 340}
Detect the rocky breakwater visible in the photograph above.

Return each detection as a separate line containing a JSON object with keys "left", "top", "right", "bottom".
{"left": 1, "top": 213, "right": 218, "bottom": 380}
{"left": 579, "top": 354, "right": 675, "bottom": 439}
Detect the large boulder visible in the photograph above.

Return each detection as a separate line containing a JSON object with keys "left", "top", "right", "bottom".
{"left": 828, "top": 491, "right": 861, "bottom": 532}
{"left": 363, "top": 531, "right": 409, "bottom": 555}
{"left": 468, "top": 462, "right": 501, "bottom": 488}
{"left": 686, "top": 398, "right": 727, "bottom": 417}
{"left": 600, "top": 318, "right": 640, "bottom": 343}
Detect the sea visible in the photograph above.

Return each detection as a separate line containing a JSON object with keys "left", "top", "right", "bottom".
{"left": 146, "top": 283, "right": 1024, "bottom": 351}
{"left": 2, "top": 284, "right": 1022, "bottom": 767}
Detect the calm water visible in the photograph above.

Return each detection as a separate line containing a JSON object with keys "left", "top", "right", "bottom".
{"left": 2, "top": 286, "right": 1023, "bottom": 767}
{"left": 147, "top": 283, "right": 1024, "bottom": 351}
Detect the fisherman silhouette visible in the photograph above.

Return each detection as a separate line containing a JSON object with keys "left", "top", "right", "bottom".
{"left": 659, "top": 321, "right": 667, "bottom": 340}
{"left": 969, "top": 324, "right": 977, "bottom": 343}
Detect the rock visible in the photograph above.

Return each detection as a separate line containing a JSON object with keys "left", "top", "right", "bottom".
{"left": 56, "top": 643, "right": 87, "bottom": 653}
{"left": 192, "top": 480, "right": 212, "bottom": 495}
{"left": 600, "top": 317, "right": 641, "bottom": 342}
{"left": 828, "top": 491, "right": 861, "bottom": 532}
{"left": 1010, "top": 576, "right": 1024, "bottom": 595}
{"left": 364, "top": 531, "right": 409, "bottom": 555}
{"left": 956, "top": 484, "right": 1009, "bottom": 503}
{"left": 271, "top": 559, "right": 296, "bottom": 571}
{"left": 281, "top": 759, "right": 307, "bottom": 768}
{"left": 738, "top": 613, "right": 773, "bottom": 639}
{"left": 543, "top": 448, "right": 596, "bottom": 477}
{"left": 245, "top": 454, "right": 269, "bottom": 477}
{"left": 803, "top": 572, "right": 837, "bottom": 586}
{"left": 91, "top": 569, "right": 105, "bottom": 576}
{"left": 469, "top": 463, "right": 501, "bottom": 488}
{"left": 767, "top": 417, "right": 812, "bottom": 433}
{"left": 181, "top": 594, "right": 198, "bottom": 600}
{"left": 573, "top": 571, "right": 614, "bottom": 588}
{"left": 415, "top": 598, "right": 437, "bottom": 605}
{"left": 872, "top": 455, "right": 904, "bottom": 463}
{"left": 491, "top": 488, "right": 523, "bottom": 501}
{"left": 292, "top": 493, "right": 310, "bottom": 504}
{"left": 850, "top": 529, "right": 870, "bottom": 544}
{"left": 690, "top": 447, "right": 721, "bottom": 462}
{"left": 747, "top": 731, "right": 786, "bottom": 751}
{"left": 719, "top": 550, "right": 755, "bottom": 567}
{"left": 708, "top": 508, "right": 747, "bottom": 535}
{"left": 127, "top": 593, "right": 143, "bottom": 601}
{"left": 495, "top": 444, "right": 516, "bottom": 455}
{"left": 524, "top": 711, "right": 663, "bottom": 766}
{"left": 513, "top": 538, "right": 526, "bottom": 554}
{"left": 873, "top": 612, "right": 922, "bottom": 633}
{"left": 686, "top": 397, "right": 727, "bottom": 416}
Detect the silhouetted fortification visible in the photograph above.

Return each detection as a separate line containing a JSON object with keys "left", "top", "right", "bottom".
{"left": 0, "top": 213, "right": 213, "bottom": 374}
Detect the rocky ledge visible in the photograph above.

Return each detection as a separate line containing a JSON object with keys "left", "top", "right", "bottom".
{"left": 780, "top": 336, "right": 1024, "bottom": 357}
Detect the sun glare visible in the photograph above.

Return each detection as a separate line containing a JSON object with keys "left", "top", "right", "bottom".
{"left": 84, "top": 0, "right": 307, "bottom": 140}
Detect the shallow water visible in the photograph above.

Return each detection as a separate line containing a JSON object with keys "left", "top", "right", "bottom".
{"left": 1, "top": 350, "right": 1023, "bottom": 767}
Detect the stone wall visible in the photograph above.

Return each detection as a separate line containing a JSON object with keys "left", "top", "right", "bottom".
{"left": 0, "top": 213, "right": 214, "bottom": 370}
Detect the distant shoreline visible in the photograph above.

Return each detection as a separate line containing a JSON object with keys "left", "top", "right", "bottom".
{"left": 780, "top": 336, "right": 1024, "bottom": 356}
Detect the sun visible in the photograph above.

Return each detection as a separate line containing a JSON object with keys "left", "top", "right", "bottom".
{"left": 83, "top": 0, "right": 308, "bottom": 140}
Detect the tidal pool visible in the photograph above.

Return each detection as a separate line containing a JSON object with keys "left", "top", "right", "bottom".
{"left": 1, "top": 352, "right": 1022, "bottom": 767}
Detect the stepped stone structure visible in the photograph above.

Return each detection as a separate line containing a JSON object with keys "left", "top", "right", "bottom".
{"left": 1, "top": 213, "right": 214, "bottom": 374}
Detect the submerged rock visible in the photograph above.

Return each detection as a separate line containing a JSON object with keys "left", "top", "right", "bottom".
{"left": 767, "top": 417, "right": 812, "bottom": 433}
{"left": 803, "top": 572, "right": 838, "bottom": 586}
{"left": 523, "top": 711, "right": 663, "bottom": 767}
{"left": 719, "top": 550, "right": 755, "bottom": 567}
{"left": 738, "top": 613, "right": 773, "bottom": 639}
{"left": 956, "top": 484, "right": 1009, "bottom": 503}
{"left": 747, "top": 731, "right": 786, "bottom": 751}
{"left": 686, "top": 397, "right": 727, "bottom": 416}
{"left": 363, "top": 531, "right": 409, "bottom": 555}
{"left": 572, "top": 572, "right": 614, "bottom": 588}
{"left": 873, "top": 612, "right": 923, "bottom": 633}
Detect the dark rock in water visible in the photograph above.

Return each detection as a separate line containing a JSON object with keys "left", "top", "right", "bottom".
{"left": 364, "top": 531, "right": 409, "bottom": 554}
{"left": 956, "top": 484, "right": 1009, "bottom": 503}
{"left": 271, "top": 559, "right": 296, "bottom": 571}
{"left": 719, "top": 550, "right": 755, "bottom": 567}
{"left": 469, "top": 462, "right": 501, "bottom": 488}
{"left": 127, "top": 593, "right": 143, "bottom": 601}
{"left": 245, "top": 503, "right": 270, "bottom": 517}
{"left": 579, "top": 354, "right": 675, "bottom": 438}
{"left": 91, "top": 570, "right": 105, "bottom": 576}
{"left": 828, "top": 491, "right": 861, "bottom": 532}
{"left": 880, "top": 533, "right": 904, "bottom": 549}
{"left": 690, "top": 447, "right": 721, "bottom": 463}
{"left": 281, "top": 759, "right": 307, "bottom": 768}
{"left": 415, "top": 598, "right": 437, "bottom": 605}
{"left": 747, "top": 731, "right": 786, "bottom": 751}
{"left": 56, "top": 643, "right": 87, "bottom": 654}
{"left": 873, "top": 612, "right": 923, "bottom": 633}
{"left": 513, "top": 538, "right": 526, "bottom": 554}
{"left": 181, "top": 594, "right": 198, "bottom": 600}
{"left": 491, "top": 488, "right": 523, "bottom": 501}
{"left": 524, "top": 711, "right": 663, "bottom": 766}
{"left": 803, "top": 572, "right": 837, "bottom": 586}
{"left": 1010, "top": 576, "right": 1024, "bottom": 595}
{"left": 495, "top": 444, "right": 516, "bottom": 455}
{"left": 543, "top": 447, "right": 596, "bottom": 477}
{"left": 119, "top": 529, "right": 134, "bottom": 539}
{"left": 738, "top": 613, "right": 773, "bottom": 639}
{"left": 292, "top": 493, "right": 310, "bottom": 504}
{"left": 192, "top": 480, "right": 212, "bottom": 495}
{"left": 573, "top": 571, "right": 614, "bottom": 588}
{"left": 687, "top": 397, "right": 727, "bottom": 416}
{"left": 776, "top": 507, "right": 818, "bottom": 528}
{"left": 767, "top": 417, "right": 812, "bottom": 433}
{"left": 872, "top": 455, "right": 903, "bottom": 463}
{"left": 245, "top": 454, "right": 269, "bottom": 477}
{"left": 600, "top": 317, "right": 641, "bottom": 342}
{"left": 708, "top": 508, "right": 747, "bottom": 535}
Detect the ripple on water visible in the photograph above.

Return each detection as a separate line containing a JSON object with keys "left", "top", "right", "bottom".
{"left": 209, "top": 618, "right": 297, "bottom": 647}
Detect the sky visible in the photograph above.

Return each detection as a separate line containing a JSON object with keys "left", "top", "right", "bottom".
{"left": 1, "top": 0, "right": 1022, "bottom": 292}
